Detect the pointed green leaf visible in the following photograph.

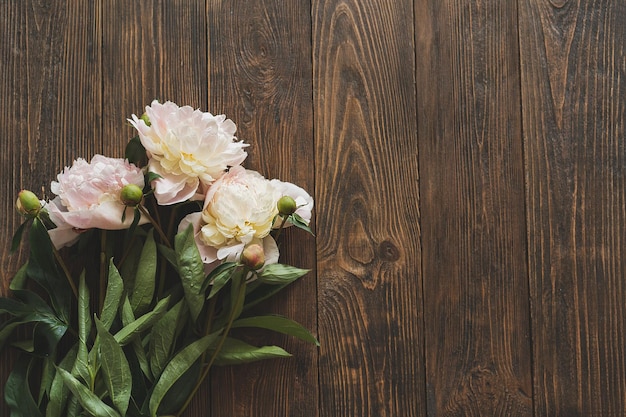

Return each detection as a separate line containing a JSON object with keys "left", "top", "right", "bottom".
{"left": 149, "top": 332, "right": 219, "bottom": 417}
{"left": 11, "top": 219, "right": 29, "bottom": 253}
{"left": 100, "top": 260, "right": 124, "bottom": 331}
{"left": 46, "top": 344, "right": 78, "bottom": 417}
{"left": 149, "top": 299, "right": 187, "bottom": 377}
{"left": 125, "top": 136, "right": 147, "bottom": 167}
{"left": 257, "top": 263, "right": 310, "bottom": 285}
{"left": 212, "top": 337, "right": 291, "bottom": 365}
{"left": 130, "top": 229, "right": 157, "bottom": 315}
{"left": 114, "top": 296, "right": 170, "bottom": 346}
{"left": 157, "top": 244, "right": 178, "bottom": 269}
{"left": 120, "top": 297, "right": 152, "bottom": 380}
{"left": 73, "top": 272, "right": 91, "bottom": 385}
{"left": 95, "top": 319, "right": 132, "bottom": 416}
{"left": 206, "top": 262, "right": 237, "bottom": 298}
{"left": 290, "top": 212, "right": 314, "bottom": 235}
{"left": 57, "top": 367, "right": 120, "bottom": 417}
{"left": 175, "top": 224, "right": 206, "bottom": 321}
{"left": 231, "top": 315, "right": 319, "bottom": 346}
{"left": 9, "top": 263, "right": 28, "bottom": 291}
{"left": 4, "top": 355, "right": 43, "bottom": 417}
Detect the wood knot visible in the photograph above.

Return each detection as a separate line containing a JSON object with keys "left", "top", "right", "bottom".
{"left": 378, "top": 240, "right": 400, "bottom": 262}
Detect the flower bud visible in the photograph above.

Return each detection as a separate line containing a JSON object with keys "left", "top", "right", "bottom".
{"left": 16, "top": 190, "right": 41, "bottom": 217}
{"left": 140, "top": 112, "right": 151, "bottom": 126}
{"left": 120, "top": 184, "right": 143, "bottom": 206}
{"left": 277, "top": 195, "right": 297, "bottom": 216}
{"left": 241, "top": 243, "right": 265, "bottom": 270}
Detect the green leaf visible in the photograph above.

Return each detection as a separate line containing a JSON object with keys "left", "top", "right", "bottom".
{"left": 175, "top": 224, "right": 206, "bottom": 322}
{"left": 27, "top": 218, "right": 70, "bottom": 321}
{"left": 290, "top": 212, "right": 314, "bottom": 235}
{"left": 11, "top": 219, "right": 29, "bottom": 253}
{"left": 258, "top": 263, "right": 310, "bottom": 285}
{"left": 114, "top": 296, "right": 170, "bottom": 346}
{"left": 206, "top": 262, "right": 237, "bottom": 298}
{"left": 46, "top": 344, "right": 78, "bottom": 417}
{"left": 9, "top": 263, "right": 28, "bottom": 291}
{"left": 57, "top": 367, "right": 121, "bottom": 417}
{"left": 100, "top": 260, "right": 124, "bottom": 331}
{"left": 74, "top": 272, "right": 91, "bottom": 385}
{"left": 125, "top": 136, "right": 147, "bottom": 167}
{"left": 4, "top": 355, "right": 43, "bottom": 417}
{"left": 231, "top": 315, "right": 319, "bottom": 346}
{"left": 130, "top": 229, "right": 157, "bottom": 315}
{"left": 212, "top": 337, "right": 291, "bottom": 366}
{"left": 120, "top": 297, "right": 152, "bottom": 381}
{"left": 149, "top": 332, "right": 219, "bottom": 417}
{"left": 149, "top": 299, "right": 187, "bottom": 378}
{"left": 157, "top": 244, "right": 178, "bottom": 269}
{"left": 95, "top": 319, "right": 132, "bottom": 416}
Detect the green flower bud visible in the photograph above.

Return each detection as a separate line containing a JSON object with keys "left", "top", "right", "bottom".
{"left": 120, "top": 184, "right": 143, "bottom": 206}
{"left": 241, "top": 243, "right": 265, "bottom": 270}
{"left": 16, "top": 190, "right": 41, "bottom": 217}
{"left": 277, "top": 195, "right": 297, "bottom": 216}
{"left": 140, "top": 113, "right": 151, "bottom": 126}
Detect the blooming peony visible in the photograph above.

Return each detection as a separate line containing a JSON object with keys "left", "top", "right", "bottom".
{"left": 129, "top": 100, "right": 248, "bottom": 205}
{"left": 46, "top": 155, "right": 146, "bottom": 248}
{"left": 177, "top": 166, "right": 279, "bottom": 271}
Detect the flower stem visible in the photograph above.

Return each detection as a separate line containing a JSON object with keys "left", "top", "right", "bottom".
{"left": 273, "top": 214, "right": 288, "bottom": 241}
{"left": 175, "top": 268, "right": 248, "bottom": 417}
{"left": 51, "top": 245, "right": 78, "bottom": 299}
{"left": 99, "top": 230, "right": 107, "bottom": 312}
{"left": 138, "top": 204, "right": 171, "bottom": 248}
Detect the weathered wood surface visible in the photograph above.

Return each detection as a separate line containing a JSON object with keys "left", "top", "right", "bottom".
{"left": 0, "top": 1, "right": 625, "bottom": 416}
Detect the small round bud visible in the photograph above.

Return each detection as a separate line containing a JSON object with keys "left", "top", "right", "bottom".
{"left": 241, "top": 243, "right": 265, "bottom": 270}
{"left": 140, "top": 113, "right": 151, "bottom": 126}
{"left": 16, "top": 190, "right": 41, "bottom": 217}
{"left": 120, "top": 184, "right": 143, "bottom": 206}
{"left": 277, "top": 196, "right": 297, "bottom": 216}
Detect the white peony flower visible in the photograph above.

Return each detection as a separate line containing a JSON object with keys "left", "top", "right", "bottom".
{"left": 129, "top": 100, "right": 248, "bottom": 205}
{"left": 178, "top": 166, "right": 281, "bottom": 269}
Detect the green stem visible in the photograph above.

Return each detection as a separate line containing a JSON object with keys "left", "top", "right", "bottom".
{"left": 138, "top": 204, "right": 171, "bottom": 248}
{"left": 175, "top": 268, "right": 248, "bottom": 417}
{"left": 273, "top": 214, "right": 288, "bottom": 242}
{"left": 51, "top": 245, "right": 78, "bottom": 300}
{"left": 99, "top": 230, "right": 107, "bottom": 313}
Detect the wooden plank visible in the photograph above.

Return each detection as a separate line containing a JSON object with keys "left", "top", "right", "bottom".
{"left": 312, "top": 0, "right": 424, "bottom": 416}
{"left": 101, "top": 1, "right": 210, "bottom": 415}
{"left": 0, "top": 1, "right": 102, "bottom": 415}
{"left": 0, "top": 0, "right": 101, "bottom": 291}
{"left": 519, "top": 1, "right": 626, "bottom": 415}
{"left": 206, "top": 1, "right": 318, "bottom": 416}
{"left": 415, "top": 1, "right": 533, "bottom": 415}
{"left": 102, "top": 0, "right": 207, "bottom": 157}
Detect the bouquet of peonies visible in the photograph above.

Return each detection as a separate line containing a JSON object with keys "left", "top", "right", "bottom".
{"left": 2, "top": 100, "right": 316, "bottom": 417}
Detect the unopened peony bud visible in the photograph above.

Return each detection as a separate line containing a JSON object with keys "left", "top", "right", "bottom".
{"left": 140, "top": 112, "right": 151, "bottom": 126}
{"left": 120, "top": 184, "right": 143, "bottom": 206}
{"left": 241, "top": 243, "right": 265, "bottom": 270}
{"left": 277, "top": 196, "right": 297, "bottom": 216}
{"left": 16, "top": 190, "right": 41, "bottom": 217}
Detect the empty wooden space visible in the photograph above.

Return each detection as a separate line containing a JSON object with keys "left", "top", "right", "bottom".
{"left": 1, "top": 1, "right": 624, "bottom": 416}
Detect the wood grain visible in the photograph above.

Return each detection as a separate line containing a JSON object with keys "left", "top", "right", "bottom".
{"left": 415, "top": 1, "right": 533, "bottom": 415}
{"left": 206, "top": 1, "right": 318, "bottom": 416}
{"left": 101, "top": 1, "right": 210, "bottom": 416}
{"left": 519, "top": 1, "right": 626, "bottom": 415}
{"left": 313, "top": 0, "right": 424, "bottom": 416}
{"left": 102, "top": 0, "right": 208, "bottom": 157}
{"left": 0, "top": 0, "right": 102, "bottom": 290}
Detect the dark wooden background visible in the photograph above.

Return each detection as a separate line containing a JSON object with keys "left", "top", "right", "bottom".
{"left": 1, "top": 1, "right": 625, "bottom": 416}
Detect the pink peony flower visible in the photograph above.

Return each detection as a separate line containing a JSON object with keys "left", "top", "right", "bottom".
{"left": 177, "top": 166, "right": 281, "bottom": 270}
{"left": 46, "top": 155, "right": 147, "bottom": 248}
{"left": 129, "top": 100, "right": 248, "bottom": 205}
